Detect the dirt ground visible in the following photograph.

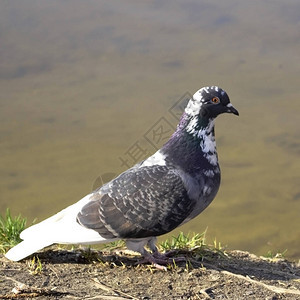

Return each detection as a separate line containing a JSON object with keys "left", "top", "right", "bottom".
{"left": 1, "top": 248, "right": 300, "bottom": 300}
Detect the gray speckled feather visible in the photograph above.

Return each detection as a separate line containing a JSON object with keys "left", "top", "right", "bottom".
{"left": 77, "top": 164, "right": 195, "bottom": 239}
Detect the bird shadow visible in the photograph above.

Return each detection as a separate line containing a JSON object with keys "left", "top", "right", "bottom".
{"left": 32, "top": 248, "right": 299, "bottom": 282}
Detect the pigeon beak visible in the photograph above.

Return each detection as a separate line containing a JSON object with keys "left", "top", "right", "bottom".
{"left": 226, "top": 103, "right": 239, "bottom": 116}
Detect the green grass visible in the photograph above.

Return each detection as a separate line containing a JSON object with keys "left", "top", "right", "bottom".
{"left": 159, "top": 231, "right": 227, "bottom": 261}
{"left": 102, "top": 239, "right": 126, "bottom": 251}
{"left": 0, "top": 208, "right": 27, "bottom": 253}
{"left": 159, "top": 231, "right": 207, "bottom": 252}
{"left": 27, "top": 255, "right": 43, "bottom": 275}
{"left": 263, "top": 249, "right": 287, "bottom": 261}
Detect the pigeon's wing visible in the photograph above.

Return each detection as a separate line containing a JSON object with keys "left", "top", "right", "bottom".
{"left": 76, "top": 165, "right": 195, "bottom": 239}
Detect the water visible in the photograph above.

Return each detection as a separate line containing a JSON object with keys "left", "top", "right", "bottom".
{"left": 0, "top": 0, "right": 299, "bottom": 260}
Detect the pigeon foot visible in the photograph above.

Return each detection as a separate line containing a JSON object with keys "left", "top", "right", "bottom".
{"left": 137, "top": 250, "right": 186, "bottom": 271}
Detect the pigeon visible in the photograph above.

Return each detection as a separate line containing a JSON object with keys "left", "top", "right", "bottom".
{"left": 5, "top": 86, "right": 238, "bottom": 269}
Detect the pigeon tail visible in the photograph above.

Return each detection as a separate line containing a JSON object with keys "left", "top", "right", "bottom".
{"left": 5, "top": 239, "right": 53, "bottom": 262}
{"left": 5, "top": 194, "right": 116, "bottom": 261}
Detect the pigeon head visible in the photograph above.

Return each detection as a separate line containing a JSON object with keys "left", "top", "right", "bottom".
{"left": 181, "top": 86, "right": 238, "bottom": 136}
{"left": 163, "top": 86, "right": 238, "bottom": 171}
{"left": 185, "top": 86, "right": 239, "bottom": 119}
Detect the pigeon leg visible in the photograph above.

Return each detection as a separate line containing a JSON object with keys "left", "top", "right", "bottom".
{"left": 126, "top": 239, "right": 167, "bottom": 270}
{"left": 127, "top": 238, "right": 186, "bottom": 270}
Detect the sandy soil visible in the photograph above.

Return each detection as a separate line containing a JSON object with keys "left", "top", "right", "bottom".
{"left": 1, "top": 248, "right": 300, "bottom": 299}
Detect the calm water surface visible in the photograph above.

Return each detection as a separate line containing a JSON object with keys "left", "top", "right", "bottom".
{"left": 0, "top": 0, "right": 299, "bottom": 259}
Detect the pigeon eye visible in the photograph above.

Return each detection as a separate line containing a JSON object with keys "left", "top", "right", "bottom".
{"left": 211, "top": 97, "right": 220, "bottom": 104}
